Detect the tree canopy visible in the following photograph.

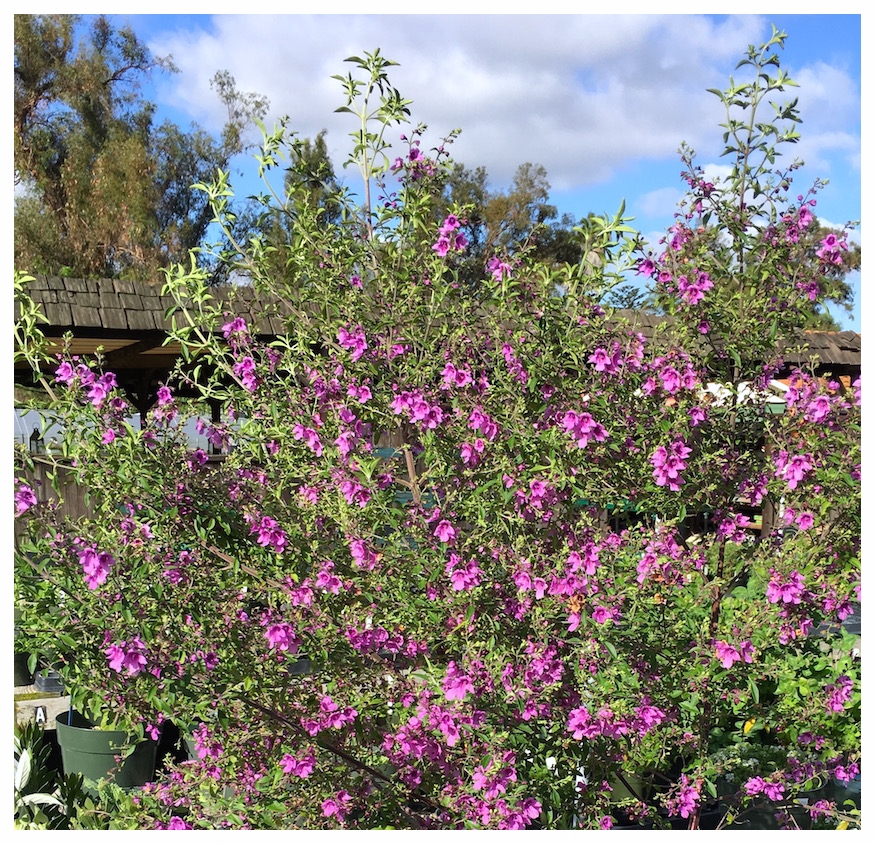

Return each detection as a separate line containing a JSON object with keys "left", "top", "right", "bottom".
{"left": 14, "top": 14, "right": 268, "bottom": 283}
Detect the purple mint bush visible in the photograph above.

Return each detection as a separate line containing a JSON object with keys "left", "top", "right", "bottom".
{"left": 12, "top": 38, "right": 859, "bottom": 832}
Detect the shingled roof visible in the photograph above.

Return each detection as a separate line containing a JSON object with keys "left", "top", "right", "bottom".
{"left": 16, "top": 275, "right": 293, "bottom": 335}
{"left": 14, "top": 276, "right": 861, "bottom": 408}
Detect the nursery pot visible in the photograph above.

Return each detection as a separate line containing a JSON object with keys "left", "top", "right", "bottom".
{"left": 14, "top": 651, "right": 32, "bottom": 686}
{"left": 55, "top": 711, "right": 157, "bottom": 788}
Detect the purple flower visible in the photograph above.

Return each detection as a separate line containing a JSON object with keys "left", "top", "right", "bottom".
{"left": 54, "top": 360, "right": 76, "bottom": 384}
{"left": 446, "top": 554, "right": 483, "bottom": 591}
{"left": 281, "top": 749, "right": 316, "bottom": 777}
{"left": 105, "top": 636, "right": 147, "bottom": 676}
{"left": 79, "top": 547, "right": 114, "bottom": 589}
{"left": 87, "top": 372, "right": 117, "bottom": 408}
{"left": 432, "top": 236, "right": 451, "bottom": 257}
{"left": 251, "top": 515, "right": 287, "bottom": 554}
{"left": 434, "top": 520, "right": 456, "bottom": 544}
{"left": 321, "top": 790, "right": 352, "bottom": 822}
{"left": 666, "top": 775, "right": 701, "bottom": 819}
{"left": 567, "top": 706, "right": 594, "bottom": 740}
{"left": 714, "top": 639, "right": 754, "bottom": 669}
{"left": 265, "top": 622, "right": 299, "bottom": 653}
{"left": 443, "top": 661, "right": 474, "bottom": 701}
{"left": 315, "top": 560, "right": 343, "bottom": 594}
{"left": 349, "top": 538, "right": 378, "bottom": 570}
{"left": 14, "top": 483, "right": 37, "bottom": 516}
{"left": 222, "top": 316, "right": 249, "bottom": 339}
{"left": 562, "top": 410, "right": 607, "bottom": 449}
{"left": 637, "top": 257, "right": 656, "bottom": 277}
{"left": 795, "top": 511, "right": 815, "bottom": 530}
{"left": 815, "top": 232, "right": 848, "bottom": 265}
{"left": 766, "top": 569, "right": 805, "bottom": 605}
{"left": 488, "top": 255, "right": 513, "bottom": 281}
{"left": 824, "top": 675, "right": 853, "bottom": 713}
{"left": 651, "top": 439, "right": 692, "bottom": 491}
{"left": 292, "top": 424, "right": 323, "bottom": 457}
{"left": 777, "top": 452, "right": 813, "bottom": 490}
{"left": 337, "top": 325, "right": 368, "bottom": 361}
{"left": 233, "top": 356, "right": 258, "bottom": 392}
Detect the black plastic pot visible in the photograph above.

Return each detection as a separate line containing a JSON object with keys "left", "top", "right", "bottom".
{"left": 14, "top": 652, "right": 32, "bottom": 686}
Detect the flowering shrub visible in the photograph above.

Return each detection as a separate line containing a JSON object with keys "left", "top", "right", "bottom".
{"left": 14, "top": 35, "right": 859, "bottom": 830}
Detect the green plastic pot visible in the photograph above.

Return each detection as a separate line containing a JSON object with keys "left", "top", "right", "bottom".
{"left": 55, "top": 711, "right": 157, "bottom": 788}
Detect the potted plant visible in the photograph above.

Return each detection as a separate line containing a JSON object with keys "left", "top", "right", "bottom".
{"left": 54, "top": 708, "right": 158, "bottom": 790}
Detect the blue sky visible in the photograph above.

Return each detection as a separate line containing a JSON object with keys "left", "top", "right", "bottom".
{"left": 30, "top": 12, "right": 868, "bottom": 328}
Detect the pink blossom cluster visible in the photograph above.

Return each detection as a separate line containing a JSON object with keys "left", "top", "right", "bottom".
{"left": 315, "top": 559, "right": 344, "bottom": 594}
{"left": 562, "top": 410, "right": 608, "bottom": 449}
{"left": 321, "top": 789, "right": 353, "bottom": 822}
{"left": 250, "top": 515, "right": 288, "bottom": 554}
{"left": 14, "top": 482, "right": 37, "bottom": 516}
{"left": 443, "top": 661, "right": 475, "bottom": 701}
{"left": 280, "top": 748, "right": 316, "bottom": 778}
{"left": 766, "top": 569, "right": 806, "bottom": 605}
{"left": 650, "top": 439, "right": 692, "bottom": 491}
{"left": 232, "top": 356, "right": 259, "bottom": 392}
{"left": 301, "top": 696, "right": 357, "bottom": 736}
{"left": 636, "top": 529, "right": 703, "bottom": 585}
{"left": 468, "top": 406, "right": 499, "bottom": 440}
{"left": 264, "top": 622, "right": 300, "bottom": 654}
{"left": 348, "top": 537, "right": 379, "bottom": 570}
{"left": 221, "top": 316, "right": 250, "bottom": 351}
{"left": 55, "top": 359, "right": 119, "bottom": 409}
{"left": 665, "top": 775, "right": 702, "bottom": 819}
{"left": 567, "top": 705, "right": 630, "bottom": 740}
{"left": 442, "top": 361, "right": 474, "bottom": 389}
{"left": 346, "top": 381, "right": 372, "bottom": 403}
{"left": 337, "top": 325, "right": 369, "bottom": 361}
{"left": 713, "top": 638, "right": 755, "bottom": 668}
{"left": 588, "top": 345, "right": 623, "bottom": 375}
{"left": 472, "top": 751, "right": 518, "bottom": 799}
{"left": 744, "top": 776, "right": 785, "bottom": 801}
{"left": 676, "top": 270, "right": 714, "bottom": 305}
{"left": 716, "top": 512, "right": 753, "bottom": 543}
{"left": 391, "top": 137, "right": 436, "bottom": 180}
{"left": 78, "top": 545, "right": 115, "bottom": 589}
{"left": 191, "top": 722, "right": 223, "bottom": 761}
{"left": 292, "top": 423, "right": 324, "bottom": 456}
{"left": 445, "top": 553, "right": 483, "bottom": 591}
{"left": 105, "top": 635, "right": 148, "bottom": 676}
{"left": 345, "top": 625, "right": 405, "bottom": 654}
{"left": 824, "top": 675, "right": 853, "bottom": 713}
{"left": 501, "top": 343, "right": 529, "bottom": 385}
{"left": 488, "top": 255, "right": 513, "bottom": 282}
{"left": 338, "top": 475, "right": 371, "bottom": 508}
{"left": 434, "top": 519, "right": 457, "bottom": 544}
{"left": 391, "top": 388, "right": 445, "bottom": 429}
{"left": 432, "top": 215, "right": 468, "bottom": 257}
{"left": 815, "top": 232, "right": 849, "bottom": 266}
{"left": 641, "top": 356, "right": 699, "bottom": 396}
{"left": 459, "top": 438, "right": 486, "bottom": 467}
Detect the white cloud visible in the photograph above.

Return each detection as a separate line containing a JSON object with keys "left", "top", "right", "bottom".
{"left": 636, "top": 187, "right": 683, "bottom": 218}
{"left": 146, "top": 14, "right": 775, "bottom": 192}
